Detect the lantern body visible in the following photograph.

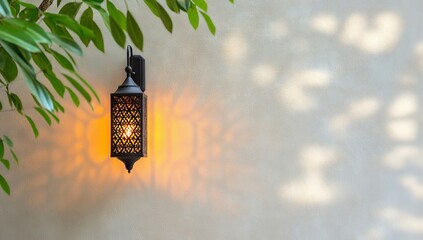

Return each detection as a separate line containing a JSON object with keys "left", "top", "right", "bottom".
{"left": 111, "top": 90, "right": 147, "bottom": 172}
{"left": 111, "top": 92, "right": 147, "bottom": 156}
{"left": 110, "top": 46, "right": 147, "bottom": 173}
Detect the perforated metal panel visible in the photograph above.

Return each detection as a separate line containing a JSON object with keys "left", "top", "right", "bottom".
{"left": 111, "top": 93, "right": 147, "bottom": 158}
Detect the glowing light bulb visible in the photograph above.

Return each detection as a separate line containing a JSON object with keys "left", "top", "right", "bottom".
{"left": 123, "top": 124, "right": 135, "bottom": 139}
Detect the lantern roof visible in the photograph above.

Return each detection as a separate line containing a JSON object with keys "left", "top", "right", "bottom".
{"left": 114, "top": 76, "right": 142, "bottom": 94}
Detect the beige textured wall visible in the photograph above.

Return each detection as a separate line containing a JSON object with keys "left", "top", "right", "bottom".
{"left": 1, "top": 0, "right": 423, "bottom": 239}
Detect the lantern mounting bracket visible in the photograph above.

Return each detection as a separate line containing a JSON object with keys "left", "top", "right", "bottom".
{"left": 130, "top": 55, "right": 146, "bottom": 92}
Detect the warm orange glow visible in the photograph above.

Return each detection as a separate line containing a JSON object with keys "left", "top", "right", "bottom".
{"left": 143, "top": 86, "right": 252, "bottom": 211}
{"left": 12, "top": 83, "right": 251, "bottom": 214}
{"left": 122, "top": 124, "right": 135, "bottom": 139}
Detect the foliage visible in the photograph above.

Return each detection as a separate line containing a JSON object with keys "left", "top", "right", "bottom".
{"left": 0, "top": 0, "right": 234, "bottom": 195}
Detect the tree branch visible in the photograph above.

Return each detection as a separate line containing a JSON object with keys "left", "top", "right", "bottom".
{"left": 38, "top": 0, "right": 54, "bottom": 12}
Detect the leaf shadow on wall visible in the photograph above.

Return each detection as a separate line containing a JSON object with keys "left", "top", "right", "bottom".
{"left": 213, "top": 2, "right": 423, "bottom": 238}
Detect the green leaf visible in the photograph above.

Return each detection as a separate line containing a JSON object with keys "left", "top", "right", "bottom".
{"left": 32, "top": 51, "right": 52, "bottom": 72}
{"left": 17, "top": 1, "right": 38, "bottom": 9}
{"left": 156, "top": 2, "right": 173, "bottom": 32}
{"left": 9, "top": 1, "right": 19, "bottom": 16}
{"left": 200, "top": 11, "right": 215, "bottom": 35}
{"left": 53, "top": 99, "right": 65, "bottom": 113}
{"left": 83, "top": 2, "right": 110, "bottom": 29}
{"left": 107, "top": 0, "right": 126, "bottom": 30}
{"left": 44, "top": 71, "right": 66, "bottom": 97}
{"left": 109, "top": 16, "right": 125, "bottom": 48}
{"left": 63, "top": 74, "right": 92, "bottom": 104}
{"left": 2, "top": 135, "right": 13, "bottom": 147}
{"left": 0, "top": 140, "right": 4, "bottom": 158}
{"left": 35, "top": 107, "right": 52, "bottom": 126}
{"left": 48, "top": 33, "right": 83, "bottom": 56}
{"left": 59, "top": 2, "right": 82, "bottom": 18}
{"left": 44, "top": 13, "right": 94, "bottom": 42}
{"left": 0, "top": 174, "right": 10, "bottom": 195}
{"left": 25, "top": 115, "right": 39, "bottom": 138}
{"left": 3, "top": 18, "right": 51, "bottom": 44}
{"left": 0, "top": 24, "right": 40, "bottom": 52}
{"left": 187, "top": 6, "right": 199, "bottom": 29}
{"left": 193, "top": 0, "right": 207, "bottom": 11}
{"left": 44, "top": 18, "right": 74, "bottom": 40}
{"left": 31, "top": 94, "right": 42, "bottom": 108}
{"left": 229, "top": 0, "right": 234, "bottom": 3}
{"left": 0, "top": 48, "right": 18, "bottom": 82}
{"left": 177, "top": 0, "right": 190, "bottom": 11}
{"left": 0, "top": 40, "right": 34, "bottom": 75}
{"left": 18, "top": 47, "right": 31, "bottom": 62}
{"left": 80, "top": 7, "right": 94, "bottom": 46}
{"left": 82, "top": 0, "right": 104, "bottom": 7}
{"left": 18, "top": 7, "right": 39, "bottom": 22}
{"left": 66, "top": 87, "right": 80, "bottom": 107}
{"left": 10, "top": 150, "right": 18, "bottom": 164}
{"left": 73, "top": 72, "right": 100, "bottom": 102}
{"left": 144, "top": 0, "right": 159, "bottom": 17}
{"left": 24, "top": 73, "right": 54, "bottom": 111}
{"left": 47, "top": 110, "right": 60, "bottom": 123}
{"left": 49, "top": 49, "right": 74, "bottom": 71}
{"left": 57, "top": 0, "right": 63, "bottom": 7}
{"left": 8, "top": 93, "right": 23, "bottom": 113}
{"left": 79, "top": 8, "right": 104, "bottom": 52}
{"left": 90, "top": 21, "right": 104, "bottom": 52}
{"left": 0, "top": 0, "right": 12, "bottom": 17}
{"left": 64, "top": 50, "right": 77, "bottom": 66}
{"left": 166, "top": 0, "right": 179, "bottom": 13}
{"left": 1, "top": 159, "right": 10, "bottom": 170}
{"left": 127, "top": 11, "right": 143, "bottom": 51}
{"left": 0, "top": 100, "right": 3, "bottom": 111}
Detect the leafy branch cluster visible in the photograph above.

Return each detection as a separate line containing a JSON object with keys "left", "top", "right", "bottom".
{"left": 0, "top": 0, "right": 234, "bottom": 195}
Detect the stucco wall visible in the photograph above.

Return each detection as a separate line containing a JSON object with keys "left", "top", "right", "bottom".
{"left": 1, "top": 0, "right": 423, "bottom": 239}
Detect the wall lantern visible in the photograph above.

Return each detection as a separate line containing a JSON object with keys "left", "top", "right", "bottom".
{"left": 111, "top": 45, "right": 147, "bottom": 173}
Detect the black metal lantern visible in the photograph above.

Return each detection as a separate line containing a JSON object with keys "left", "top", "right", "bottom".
{"left": 111, "top": 45, "right": 147, "bottom": 173}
